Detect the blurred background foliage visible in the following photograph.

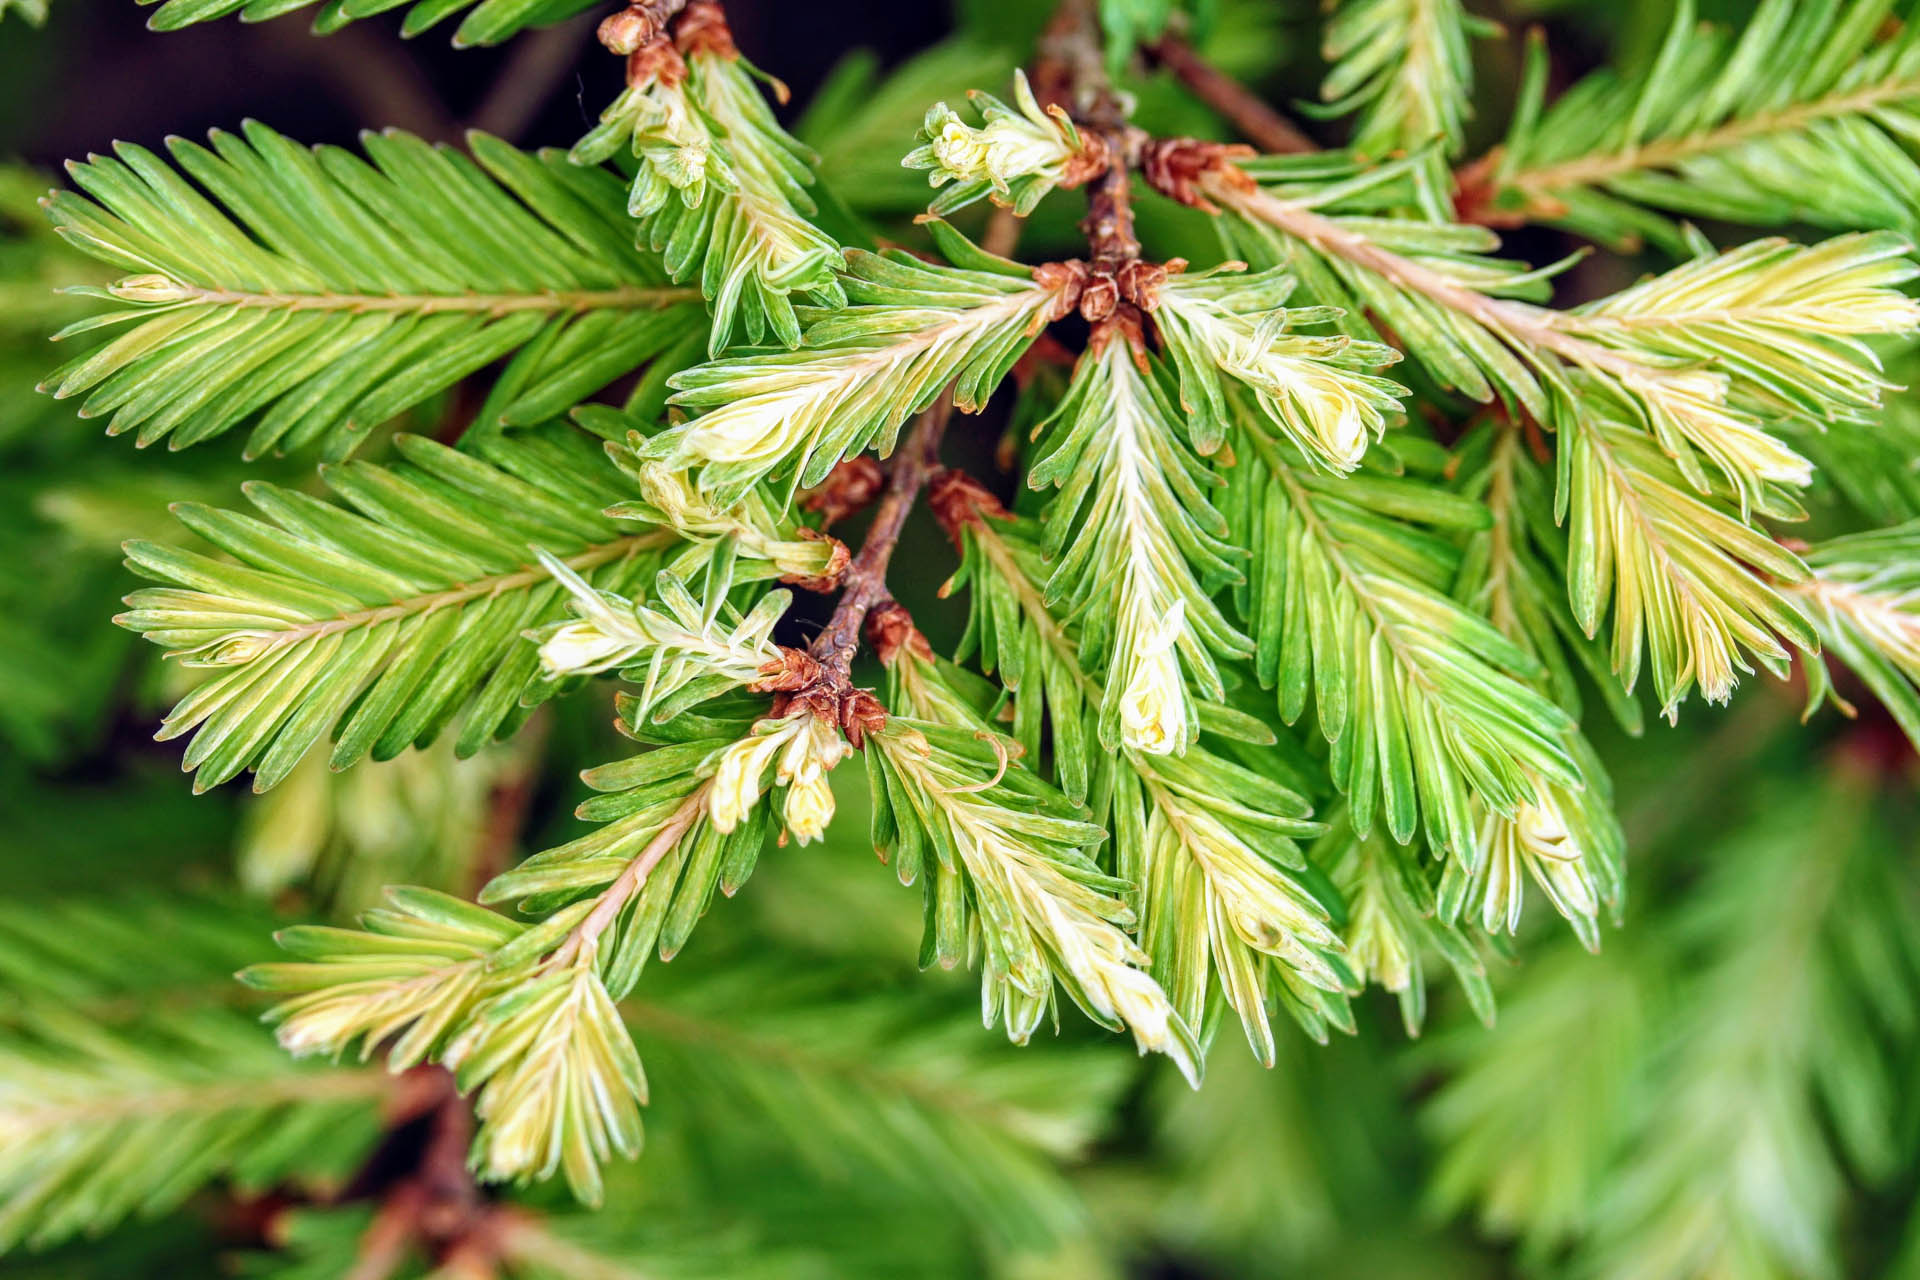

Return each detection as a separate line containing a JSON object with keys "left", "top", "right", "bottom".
{"left": 0, "top": 1, "right": 1918, "bottom": 1277}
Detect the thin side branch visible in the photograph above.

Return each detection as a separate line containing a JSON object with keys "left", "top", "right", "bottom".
{"left": 808, "top": 399, "right": 955, "bottom": 684}
{"left": 1148, "top": 32, "right": 1316, "bottom": 155}
{"left": 549, "top": 787, "right": 711, "bottom": 967}
{"left": 1039, "top": 0, "right": 1160, "bottom": 347}
{"left": 1213, "top": 180, "right": 1676, "bottom": 387}
{"left": 793, "top": 208, "right": 1022, "bottom": 709}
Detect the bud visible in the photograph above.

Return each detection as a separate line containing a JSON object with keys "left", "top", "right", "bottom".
{"left": 1116, "top": 602, "right": 1191, "bottom": 756}
{"left": 597, "top": 8, "right": 655, "bottom": 55}
{"left": 110, "top": 274, "right": 194, "bottom": 304}
{"left": 1516, "top": 797, "right": 1572, "bottom": 851}
{"left": 708, "top": 729, "right": 785, "bottom": 834}
{"left": 204, "top": 632, "right": 275, "bottom": 666}
{"left": 1103, "top": 965, "right": 1197, "bottom": 1085}
{"left": 630, "top": 458, "right": 704, "bottom": 526}
{"left": 537, "top": 619, "right": 639, "bottom": 678}
{"left": 780, "top": 767, "right": 836, "bottom": 844}
{"left": 708, "top": 714, "right": 850, "bottom": 838}
{"left": 774, "top": 714, "right": 851, "bottom": 822}
{"left": 902, "top": 71, "right": 1089, "bottom": 216}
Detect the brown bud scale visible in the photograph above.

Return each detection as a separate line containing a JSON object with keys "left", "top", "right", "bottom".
{"left": 1139, "top": 137, "right": 1257, "bottom": 214}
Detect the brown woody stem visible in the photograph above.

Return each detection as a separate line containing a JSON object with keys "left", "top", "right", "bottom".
{"left": 1148, "top": 32, "right": 1316, "bottom": 155}
{"left": 796, "top": 208, "right": 1021, "bottom": 710}
{"left": 1082, "top": 134, "right": 1141, "bottom": 273}
{"left": 1036, "top": 0, "right": 1157, "bottom": 350}
{"left": 808, "top": 399, "right": 954, "bottom": 684}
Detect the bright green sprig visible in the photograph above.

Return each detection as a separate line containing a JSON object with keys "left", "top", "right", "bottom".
{"left": 243, "top": 888, "right": 646, "bottom": 1206}
{"left": 656, "top": 224, "right": 1066, "bottom": 505}
{"left": 942, "top": 503, "right": 1357, "bottom": 1060}
{"left": 592, "top": 409, "right": 846, "bottom": 586}
{"left": 0, "top": 991, "right": 387, "bottom": 1251}
{"left": 1151, "top": 263, "right": 1408, "bottom": 468}
{"left": 44, "top": 125, "right": 696, "bottom": 458}
{"left": 1218, "top": 177, "right": 1920, "bottom": 512}
{"left": 1446, "top": 424, "right": 1628, "bottom": 949}
{"left": 1224, "top": 407, "right": 1579, "bottom": 859}
{"left": 529, "top": 551, "right": 792, "bottom": 720}
{"left": 136, "top": 0, "right": 591, "bottom": 45}
{"left": 1558, "top": 412, "right": 1817, "bottom": 720}
{"left": 1798, "top": 520, "right": 1920, "bottom": 752}
{"left": 1485, "top": 0, "right": 1920, "bottom": 252}
{"left": 903, "top": 70, "right": 1094, "bottom": 217}
{"left": 870, "top": 644, "right": 1203, "bottom": 1083}
{"left": 1553, "top": 233, "right": 1920, "bottom": 508}
{"left": 1321, "top": 0, "right": 1492, "bottom": 163}
{"left": 1028, "top": 340, "right": 1251, "bottom": 757}
{"left": 114, "top": 429, "right": 674, "bottom": 791}
{"left": 1318, "top": 815, "right": 1493, "bottom": 1035}
{"left": 572, "top": 43, "right": 843, "bottom": 353}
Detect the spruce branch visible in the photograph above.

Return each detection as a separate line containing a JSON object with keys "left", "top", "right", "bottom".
{"left": 574, "top": 0, "right": 844, "bottom": 353}
{"left": 1573, "top": 777, "right": 1920, "bottom": 1280}
{"left": 1226, "top": 410, "right": 1580, "bottom": 857}
{"left": 621, "top": 959, "right": 1128, "bottom": 1241}
{"left": 0, "top": 977, "right": 393, "bottom": 1250}
{"left": 1558, "top": 412, "right": 1817, "bottom": 718}
{"left": 806, "top": 401, "right": 952, "bottom": 691}
{"left": 245, "top": 888, "right": 647, "bottom": 1206}
{"left": 1213, "top": 164, "right": 1919, "bottom": 510}
{"left": 26, "top": 1, "right": 1920, "bottom": 1267}
{"left": 1196, "top": 157, "right": 1916, "bottom": 713}
{"left": 866, "top": 627, "right": 1204, "bottom": 1082}
{"left": 116, "top": 428, "right": 684, "bottom": 790}
{"left": 1459, "top": 0, "right": 1920, "bottom": 251}
{"left": 936, "top": 486, "right": 1356, "bottom": 1060}
{"left": 652, "top": 226, "right": 1069, "bottom": 505}
{"left": 44, "top": 127, "right": 697, "bottom": 456}
{"left": 1321, "top": 0, "right": 1491, "bottom": 163}
{"left": 1797, "top": 521, "right": 1920, "bottom": 753}
{"left": 1444, "top": 423, "right": 1628, "bottom": 948}
{"left": 240, "top": 579, "right": 869, "bottom": 1205}
{"left": 1421, "top": 943, "right": 1646, "bottom": 1254}
{"left": 137, "top": 0, "right": 590, "bottom": 44}
{"left": 1319, "top": 814, "right": 1494, "bottom": 1035}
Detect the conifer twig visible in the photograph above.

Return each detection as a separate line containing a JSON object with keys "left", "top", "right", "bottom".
{"left": 1038, "top": 0, "right": 1165, "bottom": 348}
{"left": 808, "top": 398, "right": 955, "bottom": 686}
{"left": 1148, "top": 32, "right": 1317, "bottom": 155}
{"left": 798, "top": 207, "right": 1022, "bottom": 714}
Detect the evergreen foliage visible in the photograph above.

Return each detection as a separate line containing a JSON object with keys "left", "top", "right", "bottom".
{"left": 7, "top": 0, "right": 1920, "bottom": 1276}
